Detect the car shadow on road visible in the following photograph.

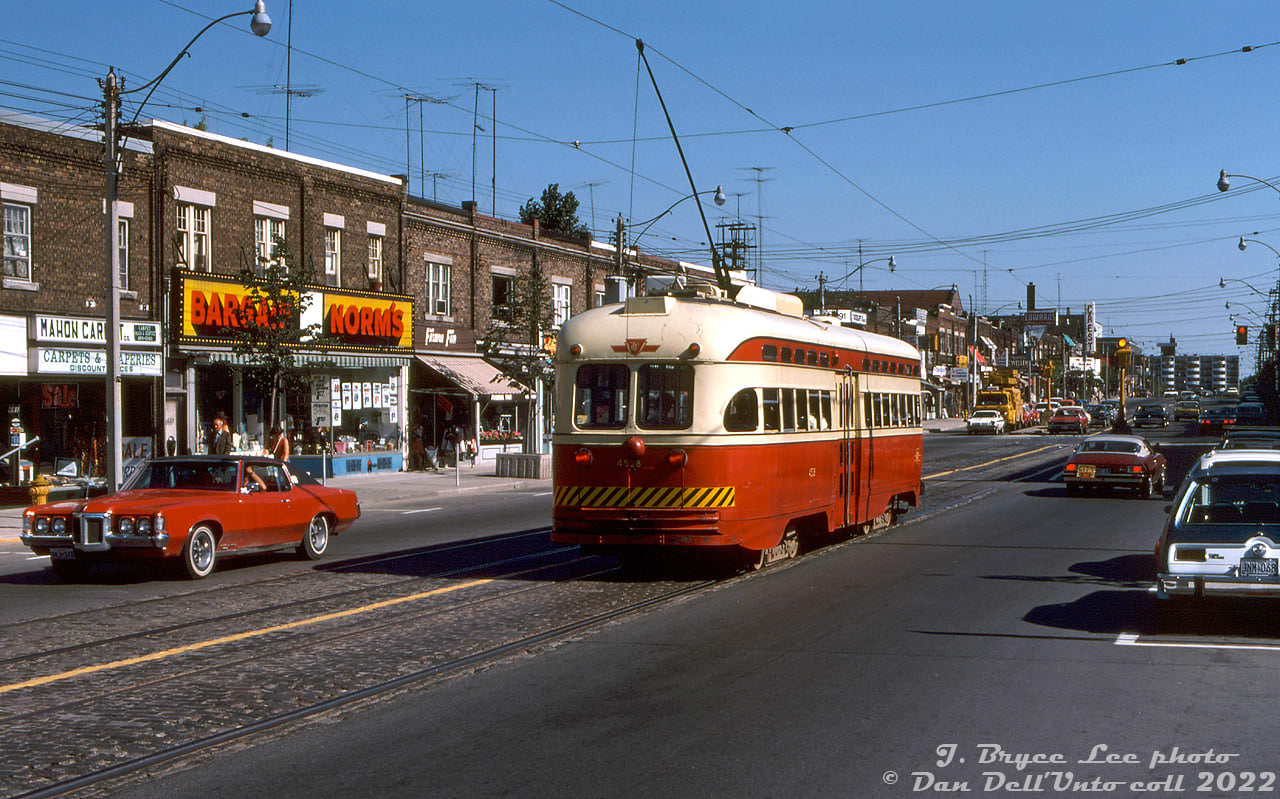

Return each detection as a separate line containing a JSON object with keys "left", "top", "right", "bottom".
{"left": 1017, "top": 553, "right": 1280, "bottom": 638}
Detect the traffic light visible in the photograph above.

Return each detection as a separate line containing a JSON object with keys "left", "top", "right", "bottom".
{"left": 1113, "top": 338, "right": 1132, "bottom": 370}
{"left": 1237, "top": 325, "right": 1249, "bottom": 345}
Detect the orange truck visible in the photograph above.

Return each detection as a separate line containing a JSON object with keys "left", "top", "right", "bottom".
{"left": 974, "top": 368, "right": 1024, "bottom": 430}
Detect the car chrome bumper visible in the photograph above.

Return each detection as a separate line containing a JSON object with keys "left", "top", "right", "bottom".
{"left": 1157, "top": 573, "right": 1280, "bottom": 597}
{"left": 1066, "top": 475, "right": 1143, "bottom": 488}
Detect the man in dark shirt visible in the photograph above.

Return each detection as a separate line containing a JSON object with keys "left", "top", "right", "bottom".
{"left": 210, "top": 415, "right": 233, "bottom": 455}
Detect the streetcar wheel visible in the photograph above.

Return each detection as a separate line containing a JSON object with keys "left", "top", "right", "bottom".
{"left": 750, "top": 526, "right": 799, "bottom": 570}
{"left": 50, "top": 557, "right": 88, "bottom": 581}
{"left": 298, "top": 514, "right": 329, "bottom": 560}
{"left": 182, "top": 525, "right": 217, "bottom": 579}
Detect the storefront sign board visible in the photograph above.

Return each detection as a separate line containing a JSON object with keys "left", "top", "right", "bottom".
{"left": 35, "top": 348, "right": 162, "bottom": 376}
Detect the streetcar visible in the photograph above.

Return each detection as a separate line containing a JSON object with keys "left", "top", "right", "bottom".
{"left": 551, "top": 282, "right": 924, "bottom": 568}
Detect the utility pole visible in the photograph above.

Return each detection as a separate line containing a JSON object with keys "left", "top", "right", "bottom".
{"left": 101, "top": 68, "right": 124, "bottom": 491}
{"left": 816, "top": 271, "right": 827, "bottom": 313}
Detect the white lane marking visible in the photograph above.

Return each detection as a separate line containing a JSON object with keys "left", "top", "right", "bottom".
{"left": 531, "top": 491, "right": 553, "bottom": 497}
{"left": 401, "top": 507, "right": 442, "bottom": 515}
{"left": 1115, "top": 632, "right": 1280, "bottom": 652}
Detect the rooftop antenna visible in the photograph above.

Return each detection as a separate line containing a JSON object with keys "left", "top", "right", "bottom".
{"left": 401, "top": 92, "right": 453, "bottom": 196}
{"left": 742, "top": 166, "right": 773, "bottom": 287}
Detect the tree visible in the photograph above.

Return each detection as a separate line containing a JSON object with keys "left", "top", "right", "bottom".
{"left": 222, "top": 238, "right": 327, "bottom": 432}
{"left": 482, "top": 257, "right": 556, "bottom": 454}
{"left": 519, "top": 183, "right": 589, "bottom": 241}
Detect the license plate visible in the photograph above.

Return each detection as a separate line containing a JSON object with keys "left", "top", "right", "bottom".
{"left": 1077, "top": 464, "right": 1096, "bottom": 479}
{"left": 50, "top": 547, "right": 75, "bottom": 561}
{"left": 1240, "top": 558, "right": 1278, "bottom": 578}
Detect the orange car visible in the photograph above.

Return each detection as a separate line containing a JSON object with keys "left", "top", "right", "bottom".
{"left": 21, "top": 456, "right": 360, "bottom": 579}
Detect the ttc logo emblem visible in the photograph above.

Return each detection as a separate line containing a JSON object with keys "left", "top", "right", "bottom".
{"left": 612, "top": 338, "right": 659, "bottom": 356}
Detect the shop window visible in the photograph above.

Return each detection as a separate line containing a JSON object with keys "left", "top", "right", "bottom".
{"left": 176, "top": 202, "right": 211, "bottom": 271}
{"left": 637, "top": 363, "right": 694, "bottom": 429}
{"left": 427, "top": 261, "right": 451, "bottom": 317}
{"left": 3, "top": 202, "right": 32, "bottom": 281}
{"left": 724, "top": 388, "right": 758, "bottom": 432}
{"left": 492, "top": 273, "right": 514, "bottom": 323}
{"left": 574, "top": 364, "right": 629, "bottom": 428}
{"left": 762, "top": 388, "right": 781, "bottom": 431}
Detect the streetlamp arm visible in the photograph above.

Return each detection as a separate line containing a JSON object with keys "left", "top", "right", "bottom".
{"left": 628, "top": 187, "right": 724, "bottom": 249}
{"left": 1219, "top": 170, "right": 1280, "bottom": 195}
{"left": 124, "top": 4, "right": 271, "bottom": 128}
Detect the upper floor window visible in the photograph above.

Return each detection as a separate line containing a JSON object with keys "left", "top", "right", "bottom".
{"left": 117, "top": 218, "right": 129, "bottom": 289}
{"left": 3, "top": 203, "right": 32, "bottom": 281}
{"left": 367, "top": 235, "right": 383, "bottom": 283}
{"left": 492, "top": 273, "right": 514, "bottom": 323}
{"left": 553, "top": 282, "right": 571, "bottom": 327}
{"left": 324, "top": 227, "right": 341, "bottom": 285}
{"left": 176, "top": 202, "right": 211, "bottom": 271}
{"left": 427, "top": 260, "right": 451, "bottom": 317}
{"left": 254, "top": 216, "right": 285, "bottom": 275}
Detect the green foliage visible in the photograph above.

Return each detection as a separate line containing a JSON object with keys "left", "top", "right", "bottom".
{"left": 222, "top": 238, "right": 328, "bottom": 428}
{"left": 482, "top": 258, "right": 557, "bottom": 454}
{"left": 518, "top": 183, "right": 589, "bottom": 241}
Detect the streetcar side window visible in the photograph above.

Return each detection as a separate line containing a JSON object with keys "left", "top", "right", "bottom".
{"left": 796, "top": 390, "right": 811, "bottom": 430}
{"left": 724, "top": 388, "right": 759, "bottom": 432}
{"left": 637, "top": 364, "right": 694, "bottom": 429}
{"left": 574, "top": 364, "right": 630, "bottom": 428}
{"left": 762, "top": 345, "right": 778, "bottom": 362}
{"left": 821, "top": 391, "right": 832, "bottom": 430}
{"left": 809, "top": 391, "right": 823, "bottom": 430}
{"left": 782, "top": 388, "right": 796, "bottom": 431}
{"left": 820, "top": 352, "right": 829, "bottom": 367}
{"left": 781, "top": 347, "right": 792, "bottom": 363}
{"left": 763, "top": 388, "right": 781, "bottom": 431}
{"left": 879, "top": 394, "right": 890, "bottom": 427}
{"left": 865, "top": 393, "right": 875, "bottom": 428}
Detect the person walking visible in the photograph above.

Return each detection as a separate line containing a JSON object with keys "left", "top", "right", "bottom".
{"left": 209, "top": 415, "right": 233, "bottom": 455}
{"left": 268, "top": 426, "right": 290, "bottom": 462}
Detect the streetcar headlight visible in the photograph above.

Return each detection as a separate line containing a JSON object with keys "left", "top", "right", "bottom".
{"left": 118, "top": 517, "right": 134, "bottom": 535}
{"left": 51, "top": 517, "right": 66, "bottom": 535}
{"left": 34, "top": 516, "right": 49, "bottom": 534}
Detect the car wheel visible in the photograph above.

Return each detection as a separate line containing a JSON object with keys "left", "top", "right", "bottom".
{"left": 182, "top": 524, "right": 217, "bottom": 579}
{"left": 1066, "top": 483, "right": 1080, "bottom": 497}
{"left": 298, "top": 514, "right": 329, "bottom": 560}
{"left": 1137, "top": 475, "right": 1153, "bottom": 499}
{"left": 50, "top": 557, "right": 89, "bottom": 581}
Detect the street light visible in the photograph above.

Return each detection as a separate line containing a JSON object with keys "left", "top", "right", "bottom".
{"left": 1218, "top": 170, "right": 1280, "bottom": 195}
{"left": 614, "top": 186, "right": 726, "bottom": 291}
{"left": 101, "top": 2, "right": 271, "bottom": 490}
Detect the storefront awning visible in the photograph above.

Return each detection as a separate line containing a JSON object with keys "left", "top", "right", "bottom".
{"left": 201, "top": 351, "right": 411, "bottom": 368}
{"left": 921, "top": 379, "right": 945, "bottom": 393}
{"left": 979, "top": 335, "right": 998, "bottom": 351}
{"left": 414, "top": 354, "right": 528, "bottom": 398}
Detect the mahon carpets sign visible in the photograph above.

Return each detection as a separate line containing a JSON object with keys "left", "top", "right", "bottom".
{"left": 174, "top": 270, "right": 413, "bottom": 353}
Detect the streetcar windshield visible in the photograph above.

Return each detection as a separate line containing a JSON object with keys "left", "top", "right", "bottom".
{"left": 574, "top": 364, "right": 629, "bottom": 428}
{"left": 637, "top": 363, "right": 694, "bottom": 429}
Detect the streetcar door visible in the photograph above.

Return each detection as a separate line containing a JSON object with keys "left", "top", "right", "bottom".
{"left": 839, "top": 372, "right": 856, "bottom": 528}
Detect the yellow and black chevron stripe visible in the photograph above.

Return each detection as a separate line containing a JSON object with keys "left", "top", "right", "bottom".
{"left": 555, "top": 485, "right": 735, "bottom": 509}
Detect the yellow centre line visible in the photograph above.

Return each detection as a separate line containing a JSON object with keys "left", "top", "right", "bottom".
{"left": 0, "top": 577, "right": 494, "bottom": 695}
{"left": 923, "top": 443, "right": 1061, "bottom": 480}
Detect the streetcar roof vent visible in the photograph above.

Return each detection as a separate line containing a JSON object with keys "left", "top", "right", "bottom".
{"left": 623, "top": 295, "right": 677, "bottom": 315}
{"left": 732, "top": 284, "right": 805, "bottom": 318}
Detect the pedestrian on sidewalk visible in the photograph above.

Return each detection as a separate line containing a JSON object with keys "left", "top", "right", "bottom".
{"left": 268, "top": 426, "right": 290, "bottom": 462}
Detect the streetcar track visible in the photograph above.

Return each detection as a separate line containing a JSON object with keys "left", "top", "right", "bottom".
{"left": 0, "top": 528, "right": 557, "bottom": 667}
{"left": 12, "top": 577, "right": 716, "bottom": 799}
{"left": 0, "top": 554, "right": 617, "bottom": 724}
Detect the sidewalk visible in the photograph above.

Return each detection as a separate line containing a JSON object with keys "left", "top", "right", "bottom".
{"left": 923, "top": 417, "right": 968, "bottom": 434}
{"left": 0, "top": 463, "right": 552, "bottom": 543}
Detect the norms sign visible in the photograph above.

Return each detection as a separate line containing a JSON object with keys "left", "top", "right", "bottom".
{"left": 325, "top": 301, "right": 406, "bottom": 346}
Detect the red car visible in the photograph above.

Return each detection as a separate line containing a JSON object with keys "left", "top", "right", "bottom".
{"left": 21, "top": 456, "right": 360, "bottom": 579}
{"left": 1047, "top": 407, "right": 1088, "bottom": 434}
{"left": 1063, "top": 433, "right": 1167, "bottom": 497}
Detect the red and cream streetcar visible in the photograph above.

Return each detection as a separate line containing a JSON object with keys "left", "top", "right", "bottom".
{"left": 551, "top": 283, "right": 924, "bottom": 567}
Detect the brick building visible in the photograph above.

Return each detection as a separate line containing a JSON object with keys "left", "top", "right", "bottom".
{"left": 0, "top": 109, "right": 651, "bottom": 478}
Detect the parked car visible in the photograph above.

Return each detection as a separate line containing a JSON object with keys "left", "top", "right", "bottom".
{"left": 1236, "top": 402, "right": 1268, "bottom": 426}
{"left": 1047, "top": 407, "right": 1088, "bottom": 434}
{"left": 1156, "top": 449, "right": 1280, "bottom": 601}
{"left": 1034, "top": 401, "right": 1058, "bottom": 423}
{"left": 1172, "top": 399, "right": 1200, "bottom": 421}
{"left": 1198, "top": 405, "right": 1236, "bottom": 436}
{"left": 1021, "top": 404, "right": 1041, "bottom": 427}
{"left": 1064, "top": 434, "right": 1167, "bottom": 497}
{"left": 967, "top": 409, "right": 1006, "bottom": 435}
{"left": 1218, "top": 428, "right": 1280, "bottom": 451}
{"left": 1132, "top": 403, "right": 1168, "bottom": 428}
{"left": 1059, "top": 404, "right": 1091, "bottom": 425}
{"left": 21, "top": 456, "right": 361, "bottom": 580}
{"left": 1085, "top": 403, "right": 1116, "bottom": 426}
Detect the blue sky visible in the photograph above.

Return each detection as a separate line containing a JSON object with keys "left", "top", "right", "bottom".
{"left": 8, "top": 1, "right": 1280, "bottom": 368}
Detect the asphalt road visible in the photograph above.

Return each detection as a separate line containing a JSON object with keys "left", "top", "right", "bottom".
{"left": 73, "top": 427, "right": 1272, "bottom": 799}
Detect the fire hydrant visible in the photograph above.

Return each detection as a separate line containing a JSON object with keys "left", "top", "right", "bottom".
{"left": 28, "top": 474, "right": 50, "bottom": 506}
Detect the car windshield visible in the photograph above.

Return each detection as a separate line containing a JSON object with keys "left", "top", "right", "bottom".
{"left": 1181, "top": 477, "right": 1280, "bottom": 525}
{"left": 972, "top": 411, "right": 1000, "bottom": 418}
{"left": 1078, "top": 440, "right": 1141, "bottom": 454}
{"left": 123, "top": 460, "right": 240, "bottom": 491}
